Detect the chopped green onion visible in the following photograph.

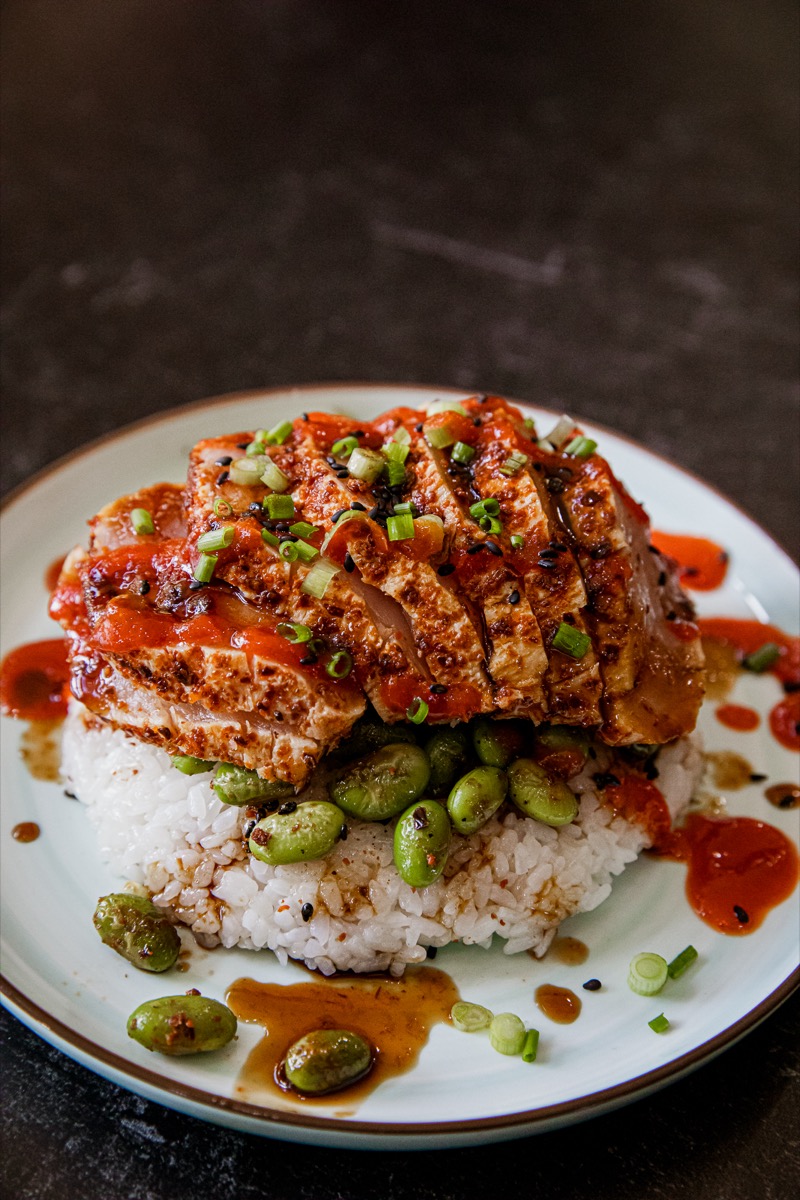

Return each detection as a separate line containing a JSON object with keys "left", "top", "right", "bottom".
{"left": 331, "top": 435, "right": 359, "bottom": 459}
{"left": 301, "top": 558, "right": 340, "bottom": 599}
{"left": 392, "top": 502, "right": 417, "bottom": 516}
{"left": 451, "top": 441, "right": 475, "bottom": 465}
{"left": 391, "top": 425, "right": 411, "bottom": 446}
{"left": 406, "top": 697, "right": 429, "bottom": 724}
{"left": 246, "top": 439, "right": 267, "bottom": 457}
{"left": 294, "top": 540, "right": 319, "bottom": 563}
{"left": 425, "top": 424, "right": 457, "bottom": 450}
{"left": 193, "top": 553, "right": 218, "bottom": 583}
{"left": 648, "top": 1013, "right": 670, "bottom": 1034}
{"left": 130, "top": 508, "right": 155, "bottom": 535}
{"left": 552, "top": 622, "right": 591, "bottom": 659}
{"left": 264, "top": 420, "right": 294, "bottom": 445}
{"left": 450, "top": 1002, "right": 493, "bottom": 1032}
{"left": 387, "top": 513, "right": 415, "bottom": 541}
{"left": 499, "top": 451, "right": 528, "bottom": 476}
{"left": 171, "top": 754, "right": 215, "bottom": 775}
{"left": 542, "top": 414, "right": 575, "bottom": 448}
{"left": 384, "top": 460, "right": 406, "bottom": 487}
{"left": 489, "top": 1012, "right": 526, "bottom": 1056}
{"left": 628, "top": 952, "right": 669, "bottom": 996}
{"left": 521, "top": 1029, "right": 540, "bottom": 1063}
{"left": 277, "top": 622, "right": 313, "bottom": 644}
{"left": 213, "top": 497, "right": 233, "bottom": 518}
{"left": 563, "top": 435, "right": 597, "bottom": 458}
{"left": 742, "top": 642, "right": 781, "bottom": 673}
{"left": 523, "top": 418, "right": 536, "bottom": 434}
{"left": 383, "top": 440, "right": 410, "bottom": 464}
{"left": 469, "top": 497, "right": 500, "bottom": 518}
{"left": 666, "top": 945, "right": 698, "bottom": 980}
{"left": 510, "top": 534, "right": 525, "bottom": 550}
{"left": 278, "top": 541, "right": 299, "bottom": 562}
{"left": 260, "top": 460, "right": 290, "bottom": 493}
{"left": 426, "top": 399, "right": 468, "bottom": 417}
{"left": 197, "top": 526, "right": 235, "bottom": 552}
{"left": 289, "top": 521, "right": 317, "bottom": 538}
{"left": 230, "top": 457, "right": 266, "bottom": 486}
{"left": 261, "top": 528, "right": 280, "bottom": 548}
{"left": 326, "top": 649, "right": 353, "bottom": 679}
{"left": 263, "top": 494, "right": 295, "bottom": 520}
{"left": 347, "top": 447, "right": 384, "bottom": 483}
{"left": 478, "top": 515, "right": 502, "bottom": 536}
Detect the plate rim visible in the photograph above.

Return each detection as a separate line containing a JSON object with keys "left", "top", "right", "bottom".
{"left": 2, "top": 381, "right": 798, "bottom": 1142}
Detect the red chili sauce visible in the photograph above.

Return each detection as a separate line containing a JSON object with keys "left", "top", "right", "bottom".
{"left": 650, "top": 531, "right": 729, "bottom": 591}
{"left": 0, "top": 639, "right": 70, "bottom": 721}
{"left": 769, "top": 692, "right": 800, "bottom": 752}
{"left": 715, "top": 703, "right": 760, "bottom": 733}
{"left": 654, "top": 814, "right": 799, "bottom": 934}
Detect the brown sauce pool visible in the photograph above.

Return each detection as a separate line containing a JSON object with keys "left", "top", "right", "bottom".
{"left": 535, "top": 984, "right": 582, "bottom": 1024}
{"left": 11, "top": 822, "right": 40, "bottom": 843}
{"left": 227, "top": 966, "right": 459, "bottom": 1110}
{"left": 545, "top": 936, "right": 589, "bottom": 966}
{"left": 705, "top": 750, "right": 755, "bottom": 791}
{"left": 765, "top": 783, "right": 800, "bottom": 810}
{"left": 19, "top": 719, "right": 63, "bottom": 782}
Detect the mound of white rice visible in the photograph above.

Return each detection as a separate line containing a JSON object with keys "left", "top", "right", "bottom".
{"left": 62, "top": 703, "right": 702, "bottom": 976}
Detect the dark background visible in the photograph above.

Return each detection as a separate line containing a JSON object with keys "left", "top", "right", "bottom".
{"left": 1, "top": 1, "right": 798, "bottom": 1197}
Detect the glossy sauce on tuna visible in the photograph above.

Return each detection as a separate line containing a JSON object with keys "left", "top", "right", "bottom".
{"left": 227, "top": 966, "right": 459, "bottom": 1108}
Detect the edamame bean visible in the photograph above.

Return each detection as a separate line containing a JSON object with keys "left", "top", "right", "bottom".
{"left": 249, "top": 801, "right": 345, "bottom": 865}
{"left": 212, "top": 763, "right": 294, "bottom": 807}
{"left": 393, "top": 800, "right": 450, "bottom": 888}
{"left": 283, "top": 1029, "right": 373, "bottom": 1095}
{"left": 447, "top": 766, "right": 508, "bottom": 834}
{"left": 472, "top": 719, "right": 527, "bottom": 768}
{"left": 328, "top": 743, "right": 431, "bottom": 821}
{"left": 127, "top": 994, "right": 237, "bottom": 1055}
{"left": 534, "top": 726, "right": 589, "bottom": 777}
{"left": 507, "top": 758, "right": 579, "bottom": 826}
{"left": 93, "top": 894, "right": 180, "bottom": 973}
{"left": 331, "top": 715, "right": 417, "bottom": 763}
{"left": 425, "top": 726, "right": 471, "bottom": 797}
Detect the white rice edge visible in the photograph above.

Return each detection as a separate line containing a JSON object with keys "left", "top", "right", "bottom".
{"left": 62, "top": 703, "right": 703, "bottom": 976}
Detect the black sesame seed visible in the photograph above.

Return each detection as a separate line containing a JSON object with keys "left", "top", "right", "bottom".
{"left": 332, "top": 509, "right": 347, "bottom": 523}
{"left": 658, "top": 571, "right": 667, "bottom": 586}
{"left": 299, "top": 655, "right": 316, "bottom": 665}
{"left": 188, "top": 580, "right": 205, "bottom": 591}
{"left": 368, "top": 506, "right": 381, "bottom": 520}
{"left": 666, "top": 611, "right": 677, "bottom": 621}
{"left": 215, "top": 470, "right": 229, "bottom": 485}
{"left": 437, "top": 563, "right": 455, "bottom": 577}
{"left": 351, "top": 502, "right": 367, "bottom": 512}
{"left": 344, "top": 552, "right": 355, "bottom": 573}
{"left": 140, "top": 580, "right": 150, "bottom": 595}
{"left": 648, "top": 544, "right": 660, "bottom": 554}
{"left": 539, "top": 548, "right": 558, "bottom": 559}
{"left": 278, "top": 800, "right": 297, "bottom": 815}
{"left": 236, "top": 441, "right": 249, "bottom": 449}
{"left": 472, "top": 416, "right": 482, "bottom": 426}
{"left": 351, "top": 430, "right": 365, "bottom": 438}
{"left": 425, "top": 945, "right": 438, "bottom": 959}
{"left": 336, "top": 469, "right": 349, "bottom": 479}
{"left": 430, "top": 684, "right": 448, "bottom": 694}
{"left": 582, "top": 979, "right": 602, "bottom": 991}
{"left": 550, "top": 542, "right": 567, "bottom": 551}
{"left": 326, "top": 456, "right": 338, "bottom": 466}
{"left": 508, "top": 589, "right": 520, "bottom": 604}
{"left": 275, "top": 521, "right": 291, "bottom": 531}
{"left": 279, "top": 534, "right": 297, "bottom": 543}
{"left": 301, "top": 412, "right": 309, "bottom": 421}
{"left": 339, "top": 824, "right": 349, "bottom": 841}
{"left": 214, "top": 456, "right": 233, "bottom": 467}
{"left": 784, "top": 681, "right": 800, "bottom": 694}
{"left": 749, "top": 773, "right": 767, "bottom": 783}
{"left": 301, "top": 902, "right": 314, "bottom": 922}
{"left": 485, "top": 540, "right": 502, "bottom": 556}
{"left": 592, "top": 772, "right": 621, "bottom": 789}
{"left": 532, "top": 462, "right": 543, "bottom": 472}
{"left": 733, "top": 905, "right": 749, "bottom": 924}
{"left": 415, "top": 423, "right": 423, "bottom": 432}
{"left": 249, "top": 501, "right": 262, "bottom": 513}
{"left": 545, "top": 476, "right": 564, "bottom": 493}
{"left": 537, "top": 559, "right": 557, "bottom": 569}
{"left": 466, "top": 543, "right": 486, "bottom": 555}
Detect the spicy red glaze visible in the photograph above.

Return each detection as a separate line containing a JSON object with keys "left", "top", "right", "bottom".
{"left": 697, "top": 618, "right": 800, "bottom": 688}
{"left": 0, "top": 639, "right": 70, "bottom": 721}
{"left": 303, "top": 411, "right": 365, "bottom": 450}
{"left": 654, "top": 814, "right": 799, "bottom": 934}
{"left": 715, "top": 703, "right": 760, "bottom": 732}
{"left": 769, "top": 693, "right": 800, "bottom": 752}
{"left": 650, "top": 532, "right": 729, "bottom": 591}
{"left": 603, "top": 776, "right": 673, "bottom": 845}
{"left": 379, "top": 676, "right": 481, "bottom": 722}
{"left": 424, "top": 410, "right": 479, "bottom": 448}
{"left": 369, "top": 406, "right": 422, "bottom": 442}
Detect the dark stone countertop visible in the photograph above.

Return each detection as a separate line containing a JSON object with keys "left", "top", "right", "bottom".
{"left": 1, "top": 2, "right": 798, "bottom": 1197}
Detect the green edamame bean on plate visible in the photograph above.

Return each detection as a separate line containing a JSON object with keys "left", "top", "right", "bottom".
{"left": 471, "top": 719, "right": 527, "bottom": 768}
{"left": 249, "top": 801, "right": 345, "bottom": 865}
{"left": 93, "top": 893, "right": 180, "bottom": 973}
{"left": 393, "top": 800, "right": 451, "bottom": 888}
{"left": 283, "top": 1029, "right": 373, "bottom": 1095}
{"left": 331, "top": 715, "right": 417, "bottom": 763}
{"left": 447, "top": 766, "right": 508, "bottom": 835}
{"left": 213, "top": 763, "right": 294, "bottom": 807}
{"left": 425, "top": 726, "right": 471, "bottom": 797}
{"left": 329, "top": 743, "right": 431, "bottom": 821}
{"left": 507, "top": 758, "right": 579, "bottom": 826}
{"left": 127, "top": 994, "right": 237, "bottom": 1055}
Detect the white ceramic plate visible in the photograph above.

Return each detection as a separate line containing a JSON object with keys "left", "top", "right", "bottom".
{"left": 1, "top": 384, "right": 798, "bottom": 1150}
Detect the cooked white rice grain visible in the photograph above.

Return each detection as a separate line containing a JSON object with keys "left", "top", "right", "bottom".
{"left": 62, "top": 703, "right": 702, "bottom": 975}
